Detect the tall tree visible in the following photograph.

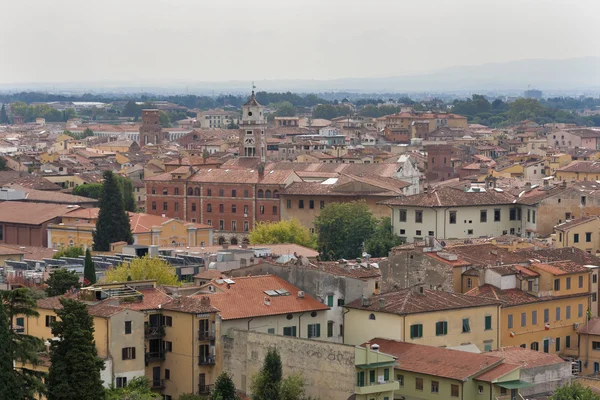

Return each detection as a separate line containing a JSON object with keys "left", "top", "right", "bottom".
{"left": 0, "top": 300, "right": 21, "bottom": 399}
{"left": 105, "top": 376, "right": 160, "bottom": 400}
{"left": 314, "top": 201, "right": 377, "bottom": 260}
{"left": 211, "top": 371, "right": 238, "bottom": 400}
{"left": 0, "top": 289, "right": 46, "bottom": 399}
{"left": 252, "top": 348, "right": 283, "bottom": 400}
{"left": 364, "top": 217, "right": 403, "bottom": 257}
{"left": 121, "top": 177, "right": 136, "bottom": 212}
{"left": 249, "top": 219, "right": 316, "bottom": 249}
{"left": 45, "top": 269, "right": 81, "bottom": 297}
{"left": 0, "top": 104, "right": 8, "bottom": 124}
{"left": 47, "top": 298, "right": 104, "bottom": 400}
{"left": 84, "top": 248, "right": 96, "bottom": 285}
{"left": 93, "top": 170, "right": 133, "bottom": 251}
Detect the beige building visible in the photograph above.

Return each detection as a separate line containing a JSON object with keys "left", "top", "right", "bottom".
{"left": 197, "top": 109, "right": 239, "bottom": 129}
{"left": 553, "top": 216, "right": 600, "bottom": 255}
{"left": 344, "top": 287, "right": 501, "bottom": 352}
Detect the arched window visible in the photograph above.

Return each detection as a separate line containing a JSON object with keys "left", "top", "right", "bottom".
{"left": 273, "top": 190, "right": 279, "bottom": 198}
{"left": 230, "top": 238, "right": 238, "bottom": 245}
{"left": 187, "top": 187, "right": 193, "bottom": 196}
{"left": 218, "top": 237, "right": 225, "bottom": 245}
{"left": 265, "top": 190, "right": 272, "bottom": 198}
{"left": 68, "top": 239, "right": 75, "bottom": 248}
{"left": 151, "top": 187, "right": 156, "bottom": 194}
{"left": 194, "top": 188, "right": 200, "bottom": 196}
{"left": 257, "top": 189, "right": 264, "bottom": 198}
{"left": 369, "top": 313, "right": 376, "bottom": 320}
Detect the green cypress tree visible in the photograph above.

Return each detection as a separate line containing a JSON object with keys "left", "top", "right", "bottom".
{"left": 47, "top": 298, "right": 105, "bottom": 400}
{"left": 0, "top": 104, "right": 8, "bottom": 124}
{"left": 84, "top": 248, "right": 96, "bottom": 285}
{"left": 93, "top": 170, "right": 133, "bottom": 251}
{"left": 0, "top": 300, "right": 21, "bottom": 400}
{"left": 251, "top": 348, "right": 283, "bottom": 400}
{"left": 211, "top": 371, "right": 237, "bottom": 400}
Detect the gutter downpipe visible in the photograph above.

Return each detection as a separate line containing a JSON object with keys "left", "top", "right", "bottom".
{"left": 298, "top": 312, "right": 305, "bottom": 338}
{"left": 247, "top": 317, "right": 254, "bottom": 332}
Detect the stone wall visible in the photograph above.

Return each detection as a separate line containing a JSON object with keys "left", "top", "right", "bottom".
{"left": 221, "top": 329, "right": 356, "bottom": 400}
{"left": 520, "top": 362, "right": 572, "bottom": 397}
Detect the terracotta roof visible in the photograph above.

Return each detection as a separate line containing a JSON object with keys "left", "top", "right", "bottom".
{"left": 446, "top": 244, "right": 528, "bottom": 267}
{"left": 0, "top": 202, "right": 80, "bottom": 225}
{"left": 379, "top": 187, "right": 516, "bottom": 207}
{"left": 36, "top": 296, "right": 125, "bottom": 318}
{"left": 61, "top": 207, "right": 99, "bottom": 219}
{"left": 530, "top": 261, "right": 589, "bottom": 275}
{"left": 193, "top": 274, "right": 328, "bottom": 320}
{"left": 517, "top": 247, "right": 600, "bottom": 266}
{"left": 0, "top": 245, "right": 26, "bottom": 256}
{"left": 474, "top": 362, "right": 520, "bottom": 382}
{"left": 193, "top": 269, "right": 228, "bottom": 280}
{"left": 345, "top": 287, "right": 500, "bottom": 315}
{"left": 128, "top": 212, "right": 211, "bottom": 233}
{"left": 425, "top": 252, "right": 471, "bottom": 268}
{"left": 305, "top": 261, "right": 381, "bottom": 280}
{"left": 514, "top": 185, "right": 568, "bottom": 206}
{"left": 466, "top": 284, "right": 542, "bottom": 307}
{"left": 0, "top": 173, "right": 61, "bottom": 191}
{"left": 159, "top": 297, "right": 218, "bottom": 314}
{"left": 557, "top": 161, "right": 600, "bottom": 173}
{"left": 116, "top": 288, "right": 173, "bottom": 311}
{"left": 487, "top": 347, "right": 566, "bottom": 368}
{"left": 555, "top": 216, "right": 600, "bottom": 232}
{"left": 578, "top": 318, "right": 600, "bottom": 335}
{"left": 367, "top": 338, "right": 504, "bottom": 381}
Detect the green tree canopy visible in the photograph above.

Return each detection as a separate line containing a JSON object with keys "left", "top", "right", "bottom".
{"left": 84, "top": 248, "right": 96, "bottom": 285}
{"left": 0, "top": 157, "right": 8, "bottom": 171}
{"left": 0, "top": 299, "right": 22, "bottom": 399}
{"left": 314, "top": 201, "right": 377, "bottom": 260}
{"left": 45, "top": 269, "right": 81, "bottom": 297}
{"left": 312, "top": 104, "right": 352, "bottom": 120}
{"left": 53, "top": 246, "right": 84, "bottom": 259}
{"left": 273, "top": 101, "right": 297, "bottom": 117}
{"left": 93, "top": 170, "right": 133, "bottom": 251}
{"left": 72, "top": 175, "right": 136, "bottom": 212}
{"left": 0, "top": 104, "right": 8, "bottom": 124}
{"left": 105, "top": 376, "right": 161, "bottom": 400}
{"left": 122, "top": 101, "right": 142, "bottom": 118}
{"left": 211, "top": 371, "right": 238, "bottom": 400}
{"left": 47, "top": 298, "right": 104, "bottom": 400}
{"left": 551, "top": 382, "right": 600, "bottom": 400}
{"left": 105, "top": 256, "right": 179, "bottom": 285}
{"left": 364, "top": 217, "right": 402, "bottom": 257}
{"left": 251, "top": 348, "right": 283, "bottom": 400}
{"left": 249, "top": 219, "right": 316, "bottom": 249}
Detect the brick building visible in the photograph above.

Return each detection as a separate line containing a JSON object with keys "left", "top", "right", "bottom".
{"left": 426, "top": 144, "right": 462, "bottom": 181}
{"left": 139, "top": 109, "right": 168, "bottom": 147}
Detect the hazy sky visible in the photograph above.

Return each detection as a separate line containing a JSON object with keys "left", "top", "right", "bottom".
{"left": 1, "top": 0, "right": 598, "bottom": 84}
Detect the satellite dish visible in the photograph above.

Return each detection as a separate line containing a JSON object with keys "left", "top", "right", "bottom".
{"left": 440, "top": 241, "right": 446, "bottom": 247}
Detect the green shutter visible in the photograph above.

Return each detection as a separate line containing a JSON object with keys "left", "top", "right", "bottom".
{"left": 418, "top": 324, "right": 423, "bottom": 338}
{"left": 444, "top": 321, "right": 448, "bottom": 335}
{"left": 327, "top": 295, "right": 334, "bottom": 307}
{"left": 384, "top": 368, "right": 390, "bottom": 381}
{"left": 485, "top": 316, "right": 492, "bottom": 330}
{"left": 316, "top": 324, "right": 321, "bottom": 337}
{"left": 369, "top": 370, "right": 375, "bottom": 384}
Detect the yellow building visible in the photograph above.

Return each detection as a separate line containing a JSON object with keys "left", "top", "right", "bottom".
{"left": 343, "top": 287, "right": 501, "bottom": 352}
{"left": 553, "top": 216, "right": 600, "bottom": 254}
{"left": 354, "top": 344, "right": 399, "bottom": 400}
{"left": 556, "top": 161, "right": 600, "bottom": 182}
{"left": 47, "top": 208, "right": 213, "bottom": 249}
{"left": 466, "top": 261, "right": 592, "bottom": 355}
{"left": 569, "top": 318, "right": 600, "bottom": 374}
{"left": 39, "top": 152, "right": 60, "bottom": 164}
{"left": 94, "top": 140, "right": 139, "bottom": 153}
{"left": 546, "top": 153, "right": 572, "bottom": 176}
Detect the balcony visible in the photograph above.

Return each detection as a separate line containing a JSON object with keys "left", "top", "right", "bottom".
{"left": 150, "top": 379, "right": 165, "bottom": 390}
{"left": 198, "top": 330, "right": 216, "bottom": 341}
{"left": 355, "top": 380, "right": 400, "bottom": 395}
{"left": 198, "top": 355, "right": 216, "bottom": 366}
{"left": 198, "top": 384, "right": 214, "bottom": 395}
{"left": 144, "top": 325, "right": 165, "bottom": 338}
{"left": 145, "top": 351, "right": 166, "bottom": 363}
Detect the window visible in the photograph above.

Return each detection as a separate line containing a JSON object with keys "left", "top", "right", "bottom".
{"left": 45, "top": 315, "right": 56, "bottom": 327}
{"left": 462, "top": 318, "right": 470, "bottom": 333}
{"left": 369, "top": 313, "right": 376, "bottom": 320}
{"left": 431, "top": 381, "right": 439, "bottom": 393}
{"left": 267, "top": 328, "right": 275, "bottom": 334}
{"left": 219, "top": 220, "right": 224, "bottom": 230}
{"left": 231, "top": 204, "right": 236, "bottom": 213}
{"left": 191, "top": 203, "right": 196, "bottom": 212}
{"left": 416, "top": 377, "right": 423, "bottom": 391}
{"left": 556, "top": 307, "right": 561, "bottom": 321}
{"left": 521, "top": 312, "right": 527, "bottom": 327}
{"left": 125, "top": 321, "right": 132, "bottom": 334}
{"left": 309, "top": 200, "right": 314, "bottom": 209}
{"left": 244, "top": 221, "right": 249, "bottom": 232}
{"left": 151, "top": 187, "right": 156, "bottom": 194}
{"left": 116, "top": 377, "right": 127, "bottom": 388}
{"left": 327, "top": 321, "right": 334, "bottom": 338}
{"left": 566, "top": 305, "right": 571, "bottom": 319}
{"left": 273, "top": 206, "right": 278, "bottom": 215}
{"left": 531, "top": 342, "right": 539, "bottom": 351}
{"left": 320, "top": 200, "right": 325, "bottom": 209}
{"left": 356, "top": 371, "right": 365, "bottom": 387}
{"left": 451, "top": 384, "right": 459, "bottom": 397}
{"left": 587, "top": 232, "right": 593, "bottom": 242}
{"left": 327, "top": 295, "right": 334, "bottom": 307}
{"left": 593, "top": 341, "right": 600, "bottom": 351}
{"left": 207, "top": 220, "right": 212, "bottom": 226}
{"left": 484, "top": 343, "right": 492, "bottom": 352}
{"left": 594, "top": 274, "right": 598, "bottom": 284}
{"left": 532, "top": 310, "right": 537, "bottom": 325}
{"left": 554, "top": 279, "right": 560, "bottom": 291}
{"left": 485, "top": 315, "right": 492, "bottom": 330}
{"left": 410, "top": 324, "right": 423, "bottom": 339}
{"left": 337, "top": 298, "right": 345, "bottom": 306}
{"left": 384, "top": 368, "right": 389, "bottom": 381}
{"left": 399, "top": 209, "right": 407, "bottom": 222}
{"left": 219, "top": 204, "right": 224, "bottom": 213}
{"left": 369, "top": 369, "right": 375, "bottom": 385}
{"left": 15, "top": 317, "right": 24, "bottom": 333}
{"left": 544, "top": 308, "right": 549, "bottom": 323}
{"left": 164, "top": 316, "right": 172, "bottom": 326}
{"left": 163, "top": 202, "right": 168, "bottom": 211}
{"left": 174, "top": 188, "right": 179, "bottom": 195}
{"left": 579, "top": 303, "right": 583, "bottom": 318}
{"left": 556, "top": 337, "right": 561, "bottom": 352}
{"left": 509, "top": 208, "right": 516, "bottom": 220}
{"left": 307, "top": 324, "right": 320, "bottom": 338}
{"left": 566, "top": 277, "right": 571, "bottom": 290}
{"left": 415, "top": 210, "right": 423, "bottom": 223}
{"left": 574, "top": 233, "right": 579, "bottom": 243}
{"left": 478, "top": 385, "right": 484, "bottom": 395}
{"left": 283, "top": 326, "right": 296, "bottom": 337}
{"left": 449, "top": 211, "right": 457, "bottom": 224}
{"left": 151, "top": 201, "right": 156, "bottom": 210}
{"left": 207, "top": 204, "right": 212, "bottom": 212}
{"left": 435, "top": 321, "right": 448, "bottom": 336}
{"left": 494, "top": 209, "right": 501, "bottom": 222}
{"left": 164, "top": 341, "right": 173, "bottom": 352}
{"left": 165, "top": 369, "right": 170, "bottom": 380}
{"left": 122, "top": 347, "right": 136, "bottom": 360}
{"left": 467, "top": 229, "right": 474, "bottom": 235}
{"left": 467, "top": 278, "right": 472, "bottom": 289}
{"left": 231, "top": 221, "right": 237, "bottom": 231}
{"left": 579, "top": 275, "right": 584, "bottom": 288}
{"left": 299, "top": 200, "right": 304, "bottom": 209}
{"left": 286, "top": 200, "right": 292, "bottom": 209}
{"left": 480, "top": 210, "right": 487, "bottom": 223}
{"left": 232, "top": 189, "right": 236, "bottom": 198}
{"left": 163, "top": 188, "right": 168, "bottom": 195}
{"left": 594, "top": 293, "right": 598, "bottom": 302}
{"left": 566, "top": 335, "right": 571, "bottom": 348}
{"left": 508, "top": 314, "right": 513, "bottom": 329}
{"left": 219, "top": 188, "right": 224, "bottom": 197}
{"left": 527, "top": 209, "right": 531, "bottom": 223}
{"left": 582, "top": 196, "right": 587, "bottom": 206}
{"left": 532, "top": 210, "right": 536, "bottom": 223}
{"left": 174, "top": 202, "right": 179, "bottom": 212}
{"left": 397, "top": 374, "right": 404, "bottom": 387}
{"left": 259, "top": 206, "right": 264, "bottom": 215}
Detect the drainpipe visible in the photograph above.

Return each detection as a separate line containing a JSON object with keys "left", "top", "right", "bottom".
{"left": 432, "top": 207, "right": 439, "bottom": 239}
{"left": 497, "top": 304, "right": 501, "bottom": 351}
{"left": 247, "top": 317, "right": 254, "bottom": 331}
{"left": 191, "top": 314, "right": 195, "bottom": 394}
{"left": 298, "top": 312, "right": 305, "bottom": 338}
{"left": 342, "top": 308, "right": 350, "bottom": 342}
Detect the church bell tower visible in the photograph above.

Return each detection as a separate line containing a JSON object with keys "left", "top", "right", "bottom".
{"left": 239, "top": 89, "right": 266, "bottom": 161}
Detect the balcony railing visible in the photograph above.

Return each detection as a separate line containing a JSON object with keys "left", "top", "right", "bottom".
{"left": 144, "top": 325, "right": 165, "bottom": 338}
{"left": 145, "top": 351, "right": 166, "bottom": 363}
{"left": 198, "top": 384, "right": 214, "bottom": 395}
{"left": 151, "top": 379, "right": 165, "bottom": 389}
{"left": 198, "top": 330, "right": 216, "bottom": 341}
{"left": 198, "top": 355, "right": 216, "bottom": 366}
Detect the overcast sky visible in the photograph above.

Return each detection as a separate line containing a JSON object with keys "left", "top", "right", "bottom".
{"left": 1, "top": 0, "right": 598, "bottom": 84}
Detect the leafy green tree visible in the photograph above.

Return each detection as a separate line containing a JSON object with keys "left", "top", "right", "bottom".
{"left": 122, "top": 101, "right": 142, "bottom": 118}
{"left": 177, "top": 394, "right": 207, "bottom": 400}
{"left": 0, "top": 300, "right": 21, "bottom": 399}
{"left": 0, "top": 289, "right": 46, "bottom": 399}
{"left": 274, "top": 101, "right": 297, "bottom": 117}
{"left": 249, "top": 219, "right": 316, "bottom": 249}
{"left": 47, "top": 298, "right": 104, "bottom": 400}
{"left": 0, "top": 104, "right": 8, "bottom": 124}
{"left": 93, "top": 170, "right": 133, "bottom": 251}
{"left": 280, "top": 374, "right": 307, "bottom": 400}
{"left": 364, "top": 217, "right": 403, "bottom": 257}
{"left": 73, "top": 175, "right": 135, "bottom": 210}
{"left": 121, "top": 177, "right": 136, "bottom": 212}
{"left": 252, "top": 348, "right": 283, "bottom": 400}
{"left": 211, "top": 371, "right": 238, "bottom": 400}
{"left": 53, "top": 246, "right": 84, "bottom": 259}
{"left": 105, "top": 256, "right": 179, "bottom": 285}
{"left": 159, "top": 111, "right": 171, "bottom": 128}
{"left": 84, "top": 248, "right": 96, "bottom": 285}
{"left": 551, "top": 382, "right": 600, "bottom": 400}
{"left": 314, "top": 201, "right": 377, "bottom": 260}
{"left": 45, "top": 269, "right": 81, "bottom": 297}
{"left": 105, "top": 376, "right": 161, "bottom": 400}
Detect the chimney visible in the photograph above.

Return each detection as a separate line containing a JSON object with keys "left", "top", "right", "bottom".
{"left": 562, "top": 180, "right": 567, "bottom": 188}
{"left": 200, "top": 296, "right": 211, "bottom": 306}
{"left": 258, "top": 163, "right": 265, "bottom": 179}
{"left": 378, "top": 297, "right": 386, "bottom": 309}
{"left": 543, "top": 179, "right": 549, "bottom": 187}
{"left": 525, "top": 182, "right": 532, "bottom": 191}
{"left": 264, "top": 296, "right": 271, "bottom": 306}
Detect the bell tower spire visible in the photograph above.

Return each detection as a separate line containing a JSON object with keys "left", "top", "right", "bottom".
{"left": 239, "top": 84, "right": 266, "bottom": 161}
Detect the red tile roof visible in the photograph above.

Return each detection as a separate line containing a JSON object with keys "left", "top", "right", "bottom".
{"left": 578, "top": 318, "right": 600, "bottom": 335}
{"left": 555, "top": 216, "right": 600, "bottom": 232}
{"left": 530, "top": 261, "right": 589, "bottom": 275}
{"left": 0, "top": 202, "right": 80, "bottom": 225}
{"left": 379, "top": 186, "right": 516, "bottom": 207}
{"left": 466, "top": 284, "right": 541, "bottom": 307}
{"left": 474, "top": 362, "right": 520, "bottom": 382}
{"left": 193, "top": 274, "right": 328, "bottom": 320}
{"left": 116, "top": 288, "right": 173, "bottom": 311}
{"left": 487, "top": 347, "right": 566, "bottom": 368}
